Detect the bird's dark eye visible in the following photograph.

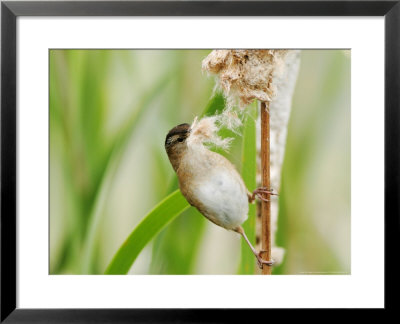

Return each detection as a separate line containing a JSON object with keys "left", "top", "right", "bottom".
{"left": 177, "top": 138, "right": 184, "bottom": 143}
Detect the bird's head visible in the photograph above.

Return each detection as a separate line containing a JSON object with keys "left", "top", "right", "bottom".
{"left": 165, "top": 123, "right": 191, "bottom": 169}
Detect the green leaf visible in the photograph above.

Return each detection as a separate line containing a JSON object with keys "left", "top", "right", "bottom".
{"left": 238, "top": 102, "right": 258, "bottom": 274}
{"left": 203, "top": 92, "right": 225, "bottom": 116}
{"left": 105, "top": 190, "right": 190, "bottom": 274}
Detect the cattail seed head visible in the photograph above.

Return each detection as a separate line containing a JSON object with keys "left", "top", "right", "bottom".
{"left": 202, "top": 49, "right": 289, "bottom": 108}
{"left": 190, "top": 49, "right": 291, "bottom": 151}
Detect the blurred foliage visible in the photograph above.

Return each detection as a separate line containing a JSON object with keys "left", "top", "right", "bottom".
{"left": 50, "top": 50, "right": 350, "bottom": 275}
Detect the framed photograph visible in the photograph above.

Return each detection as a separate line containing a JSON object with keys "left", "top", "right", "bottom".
{"left": 1, "top": 0, "right": 398, "bottom": 321}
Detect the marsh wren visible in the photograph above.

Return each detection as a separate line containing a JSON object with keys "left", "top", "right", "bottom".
{"left": 165, "top": 123, "right": 275, "bottom": 268}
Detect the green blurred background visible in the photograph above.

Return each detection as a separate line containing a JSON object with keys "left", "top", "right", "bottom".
{"left": 50, "top": 49, "right": 350, "bottom": 275}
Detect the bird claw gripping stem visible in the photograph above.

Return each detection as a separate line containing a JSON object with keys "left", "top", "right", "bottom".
{"left": 256, "top": 251, "right": 275, "bottom": 269}
{"left": 249, "top": 187, "right": 278, "bottom": 203}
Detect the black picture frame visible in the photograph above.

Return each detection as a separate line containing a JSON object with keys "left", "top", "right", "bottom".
{"left": 1, "top": 0, "right": 398, "bottom": 321}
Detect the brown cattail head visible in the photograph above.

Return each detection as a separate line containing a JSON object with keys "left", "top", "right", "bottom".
{"left": 194, "top": 49, "right": 291, "bottom": 151}
{"left": 202, "top": 49, "right": 288, "bottom": 108}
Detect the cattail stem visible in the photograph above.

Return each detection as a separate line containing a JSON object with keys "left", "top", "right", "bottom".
{"left": 260, "top": 100, "right": 272, "bottom": 275}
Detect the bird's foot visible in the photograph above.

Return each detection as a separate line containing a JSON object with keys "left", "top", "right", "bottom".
{"left": 255, "top": 187, "right": 278, "bottom": 195}
{"left": 249, "top": 187, "right": 278, "bottom": 203}
{"left": 256, "top": 251, "right": 275, "bottom": 269}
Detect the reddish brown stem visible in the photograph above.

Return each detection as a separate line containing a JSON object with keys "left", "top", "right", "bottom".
{"left": 260, "top": 101, "right": 272, "bottom": 275}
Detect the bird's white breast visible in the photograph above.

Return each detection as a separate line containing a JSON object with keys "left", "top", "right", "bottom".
{"left": 194, "top": 168, "right": 249, "bottom": 229}
{"left": 176, "top": 144, "right": 249, "bottom": 230}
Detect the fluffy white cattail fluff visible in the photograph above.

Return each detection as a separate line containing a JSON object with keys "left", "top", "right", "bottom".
{"left": 187, "top": 108, "right": 243, "bottom": 150}
{"left": 187, "top": 116, "right": 234, "bottom": 150}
